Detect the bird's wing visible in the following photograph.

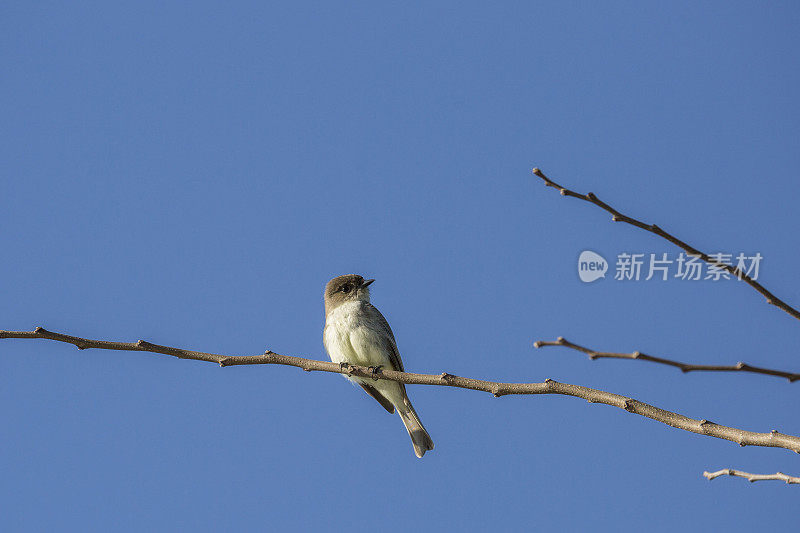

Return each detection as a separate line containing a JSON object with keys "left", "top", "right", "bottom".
{"left": 358, "top": 382, "right": 395, "bottom": 413}
{"left": 364, "top": 302, "right": 405, "bottom": 373}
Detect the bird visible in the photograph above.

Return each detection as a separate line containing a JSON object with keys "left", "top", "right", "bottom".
{"left": 323, "top": 274, "right": 434, "bottom": 458}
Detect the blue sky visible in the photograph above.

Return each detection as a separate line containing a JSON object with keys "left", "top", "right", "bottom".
{"left": 2, "top": 1, "right": 799, "bottom": 531}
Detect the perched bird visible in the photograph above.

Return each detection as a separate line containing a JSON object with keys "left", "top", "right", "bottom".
{"left": 323, "top": 274, "right": 434, "bottom": 458}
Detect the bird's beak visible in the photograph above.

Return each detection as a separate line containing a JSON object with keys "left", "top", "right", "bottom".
{"left": 362, "top": 279, "right": 375, "bottom": 288}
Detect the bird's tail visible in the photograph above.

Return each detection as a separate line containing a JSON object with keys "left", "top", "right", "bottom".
{"left": 398, "top": 397, "right": 434, "bottom": 458}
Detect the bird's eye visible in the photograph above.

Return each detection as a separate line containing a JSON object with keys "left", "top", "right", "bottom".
{"left": 341, "top": 284, "right": 351, "bottom": 293}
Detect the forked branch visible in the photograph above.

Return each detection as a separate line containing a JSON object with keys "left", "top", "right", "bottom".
{"left": 3, "top": 327, "right": 800, "bottom": 454}
{"left": 534, "top": 337, "right": 800, "bottom": 382}
{"left": 532, "top": 168, "right": 800, "bottom": 322}
{"left": 703, "top": 469, "right": 800, "bottom": 484}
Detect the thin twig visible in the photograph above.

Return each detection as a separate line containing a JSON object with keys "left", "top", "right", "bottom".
{"left": 3, "top": 327, "right": 800, "bottom": 454}
{"left": 703, "top": 469, "right": 800, "bottom": 484}
{"left": 532, "top": 168, "right": 800, "bottom": 322}
{"left": 534, "top": 337, "right": 800, "bottom": 382}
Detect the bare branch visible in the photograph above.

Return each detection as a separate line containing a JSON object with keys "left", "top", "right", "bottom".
{"left": 703, "top": 469, "right": 800, "bottom": 484}
{"left": 4, "top": 327, "right": 800, "bottom": 454}
{"left": 534, "top": 337, "right": 800, "bottom": 383}
{"left": 532, "top": 168, "right": 800, "bottom": 322}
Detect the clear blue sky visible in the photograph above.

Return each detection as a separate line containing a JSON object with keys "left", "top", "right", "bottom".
{"left": 3, "top": 1, "right": 799, "bottom": 531}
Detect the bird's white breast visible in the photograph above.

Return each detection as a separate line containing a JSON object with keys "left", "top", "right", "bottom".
{"left": 324, "top": 301, "right": 391, "bottom": 368}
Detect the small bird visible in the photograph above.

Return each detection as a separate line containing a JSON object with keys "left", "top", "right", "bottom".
{"left": 323, "top": 274, "right": 434, "bottom": 458}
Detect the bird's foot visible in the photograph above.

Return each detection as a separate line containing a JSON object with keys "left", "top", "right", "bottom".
{"left": 368, "top": 365, "right": 383, "bottom": 381}
{"left": 339, "top": 361, "right": 354, "bottom": 376}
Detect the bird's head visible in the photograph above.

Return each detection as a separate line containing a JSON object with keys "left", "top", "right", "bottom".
{"left": 324, "top": 274, "right": 375, "bottom": 313}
